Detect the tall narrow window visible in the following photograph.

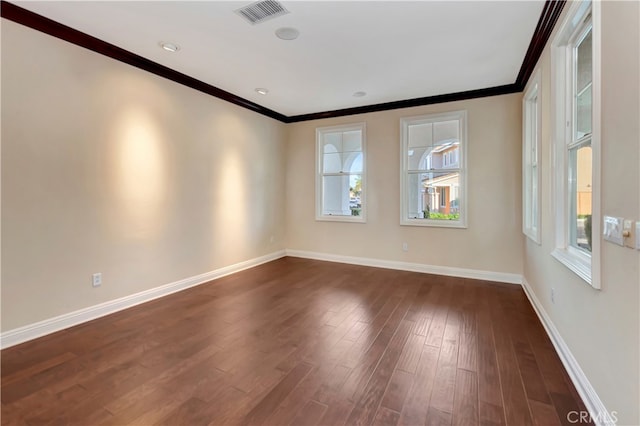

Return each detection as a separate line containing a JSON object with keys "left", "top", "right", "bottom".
{"left": 551, "top": 0, "right": 600, "bottom": 288}
{"left": 570, "top": 25, "right": 593, "bottom": 253}
{"left": 400, "top": 110, "right": 467, "bottom": 227}
{"left": 316, "top": 123, "right": 366, "bottom": 222}
{"left": 523, "top": 70, "right": 541, "bottom": 243}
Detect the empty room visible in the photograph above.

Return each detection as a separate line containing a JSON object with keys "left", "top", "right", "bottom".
{"left": 1, "top": 0, "right": 638, "bottom": 425}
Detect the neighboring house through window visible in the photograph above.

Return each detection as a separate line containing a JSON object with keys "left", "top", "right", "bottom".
{"left": 400, "top": 110, "right": 467, "bottom": 227}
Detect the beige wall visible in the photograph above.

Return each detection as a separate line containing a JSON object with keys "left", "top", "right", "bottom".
{"left": 286, "top": 94, "right": 524, "bottom": 274}
{"left": 1, "top": 20, "right": 287, "bottom": 331}
{"left": 3, "top": 4, "right": 638, "bottom": 422}
{"left": 522, "top": 2, "right": 639, "bottom": 424}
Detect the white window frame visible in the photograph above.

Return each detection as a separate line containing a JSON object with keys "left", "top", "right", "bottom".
{"left": 551, "top": 0, "right": 601, "bottom": 289}
{"left": 400, "top": 110, "right": 467, "bottom": 228}
{"left": 315, "top": 122, "right": 367, "bottom": 223}
{"left": 523, "top": 69, "right": 542, "bottom": 244}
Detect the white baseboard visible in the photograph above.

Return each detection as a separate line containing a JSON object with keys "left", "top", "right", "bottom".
{"left": 285, "top": 249, "right": 523, "bottom": 285}
{"left": 521, "top": 278, "right": 614, "bottom": 426}
{"left": 0, "top": 250, "right": 286, "bottom": 349}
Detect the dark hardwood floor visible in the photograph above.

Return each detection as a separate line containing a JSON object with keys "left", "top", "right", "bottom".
{"left": 1, "top": 257, "right": 589, "bottom": 425}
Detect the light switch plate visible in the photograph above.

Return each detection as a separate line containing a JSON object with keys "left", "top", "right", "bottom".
{"left": 623, "top": 220, "right": 635, "bottom": 249}
{"left": 603, "top": 216, "right": 624, "bottom": 246}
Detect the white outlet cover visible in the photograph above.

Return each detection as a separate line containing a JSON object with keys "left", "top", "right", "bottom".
{"left": 603, "top": 216, "right": 624, "bottom": 246}
{"left": 92, "top": 273, "right": 102, "bottom": 287}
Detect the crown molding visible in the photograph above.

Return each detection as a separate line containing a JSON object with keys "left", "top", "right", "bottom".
{"left": 286, "top": 84, "right": 520, "bottom": 123}
{"left": 0, "top": 0, "right": 288, "bottom": 123}
{"left": 1, "top": 0, "right": 565, "bottom": 123}
{"left": 516, "top": 0, "right": 567, "bottom": 89}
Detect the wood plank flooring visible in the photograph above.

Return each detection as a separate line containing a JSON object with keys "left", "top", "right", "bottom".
{"left": 1, "top": 257, "right": 590, "bottom": 425}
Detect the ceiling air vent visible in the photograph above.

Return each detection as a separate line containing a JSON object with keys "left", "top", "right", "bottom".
{"left": 235, "top": 0, "right": 289, "bottom": 25}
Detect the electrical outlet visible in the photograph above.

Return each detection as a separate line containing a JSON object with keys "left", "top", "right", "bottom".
{"left": 402, "top": 242, "right": 408, "bottom": 252}
{"left": 92, "top": 273, "right": 102, "bottom": 288}
{"left": 551, "top": 288, "right": 555, "bottom": 304}
{"left": 269, "top": 235, "right": 274, "bottom": 244}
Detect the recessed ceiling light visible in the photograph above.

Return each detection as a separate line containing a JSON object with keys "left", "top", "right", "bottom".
{"left": 353, "top": 91, "right": 367, "bottom": 98}
{"left": 255, "top": 88, "right": 269, "bottom": 95}
{"left": 160, "top": 42, "right": 180, "bottom": 52}
{"left": 275, "top": 27, "right": 300, "bottom": 41}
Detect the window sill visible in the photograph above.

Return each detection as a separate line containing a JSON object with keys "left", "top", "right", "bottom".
{"left": 316, "top": 215, "right": 366, "bottom": 224}
{"left": 551, "top": 248, "right": 592, "bottom": 286}
{"left": 400, "top": 218, "right": 467, "bottom": 228}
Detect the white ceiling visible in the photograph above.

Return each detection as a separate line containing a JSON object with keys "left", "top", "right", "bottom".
{"left": 14, "top": 1, "right": 545, "bottom": 117}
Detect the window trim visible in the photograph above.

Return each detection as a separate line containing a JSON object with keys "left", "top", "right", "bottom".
{"left": 550, "top": 0, "right": 601, "bottom": 289}
{"left": 315, "top": 122, "right": 367, "bottom": 223}
{"left": 523, "top": 69, "right": 542, "bottom": 244}
{"left": 400, "top": 110, "right": 467, "bottom": 228}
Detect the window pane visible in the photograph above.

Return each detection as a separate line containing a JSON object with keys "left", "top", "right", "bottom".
{"left": 433, "top": 120, "right": 459, "bottom": 143}
{"left": 349, "top": 174, "right": 363, "bottom": 217}
{"left": 408, "top": 123, "right": 433, "bottom": 148}
{"left": 576, "top": 84, "right": 592, "bottom": 138}
{"left": 531, "top": 95, "right": 538, "bottom": 162}
{"left": 342, "top": 130, "right": 362, "bottom": 152}
{"left": 323, "top": 152, "right": 342, "bottom": 173}
{"left": 407, "top": 147, "right": 429, "bottom": 169}
{"left": 407, "top": 171, "right": 461, "bottom": 220}
{"left": 347, "top": 152, "right": 363, "bottom": 173}
{"left": 406, "top": 173, "right": 421, "bottom": 219}
{"left": 532, "top": 164, "right": 538, "bottom": 229}
{"left": 570, "top": 144, "right": 592, "bottom": 252}
{"left": 576, "top": 29, "right": 592, "bottom": 93}
{"left": 322, "top": 174, "right": 361, "bottom": 217}
{"left": 575, "top": 28, "right": 592, "bottom": 140}
{"left": 323, "top": 133, "right": 342, "bottom": 152}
